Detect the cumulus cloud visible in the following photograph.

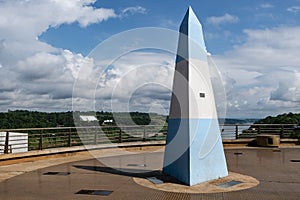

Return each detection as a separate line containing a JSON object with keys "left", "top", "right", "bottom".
{"left": 1, "top": 49, "right": 95, "bottom": 111}
{"left": 0, "top": 0, "right": 153, "bottom": 112}
{"left": 207, "top": 13, "right": 239, "bottom": 26}
{"left": 91, "top": 51, "right": 174, "bottom": 113}
{"left": 0, "top": 0, "right": 117, "bottom": 65}
{"left": 71, "top": 50, "right": 175, "bottom": 115}
{"left": 220, "top": 27, "right": 300, "bottom": 71}
{"left": 0, "top": 0, "right": 116, "bottom": 37}
{"left": 270, "top": 71, "right": 300, "bottom": 102}
{"left": 215, "top": 26, "right": 300, "bottom": 118}
{"left": 0, "top": 0, "right": 119, "bottom": 112}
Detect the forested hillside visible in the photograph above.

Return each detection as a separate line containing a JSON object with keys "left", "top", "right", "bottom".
{"left": 255, "top": 112, "right": 300, "bottom": 124}
{"left": 4, "top": 110, "right": 297, "bottom": 130}
{"left": 0, "top": 110, "right": 75, "bottom": 129}
{"left": 0, "top": 110, "right": 166, "bottom": 129}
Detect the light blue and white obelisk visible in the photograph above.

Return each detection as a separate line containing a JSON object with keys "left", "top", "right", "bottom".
{"left": 163, "top": 7, "right": 228, "bottom": 186}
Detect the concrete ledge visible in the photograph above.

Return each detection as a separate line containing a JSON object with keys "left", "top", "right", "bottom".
{"left": 223, "top": 139, "right": 255, "bottom": 147}
{"left": 280, "top": 138, "right": 300, "bottom": 145}
{"left": 224, "top": 138, "right": 300, "bottom": 147}
{"left": 0, "top": 141, "right": 166, "bottom": 162}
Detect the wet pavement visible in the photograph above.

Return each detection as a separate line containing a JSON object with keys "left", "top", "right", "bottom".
{"left": 0, "top": 147, "right": 299, "bottom": 199}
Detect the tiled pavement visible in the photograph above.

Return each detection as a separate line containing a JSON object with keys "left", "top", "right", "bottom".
{"left": 0, "top": 147, "right": 299, "bottom": 199}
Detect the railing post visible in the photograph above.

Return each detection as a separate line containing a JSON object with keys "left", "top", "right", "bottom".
{"left": 68, "top": 128, "right": 72, "bottom": 147}
{"left": 118, "top": 129, "right": 122, "bottom": 143}
{"left": 143, "top": 126, "right": 146, "bottom": 142}
{"left": 94, "top": 129, "right": 97, "bottom": 145}
{"left": 258, "top": 126, "right": 261, "bottom": 135}
{"left": 280, "top": 125, "right": 284, "bottom": 138}
{"left": 4, "top": 131, "right": 9, "bottom": 154}
{"left": 39, "top": 130, "right": 43, "bottom": 150}
{"left": 235, "top": 125, "right": 239, "bottom": 139}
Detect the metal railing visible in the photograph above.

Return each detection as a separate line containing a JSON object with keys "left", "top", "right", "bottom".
{"left": 1, "top": 124, "right": 299, "bottom": 154}
{"left": 0, "top": 125, "right": 167, "bottom": 154}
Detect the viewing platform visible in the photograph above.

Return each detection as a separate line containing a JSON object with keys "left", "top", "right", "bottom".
{"left": 0, "top": 125, "right": 299, "bottom": 199}
{"left": 0, "top": 140, "right": 299, "bottom": 199}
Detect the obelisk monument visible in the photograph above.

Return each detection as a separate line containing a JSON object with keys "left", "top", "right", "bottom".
{"left": 163, "top": 6, "right": 228, "bottom": 186}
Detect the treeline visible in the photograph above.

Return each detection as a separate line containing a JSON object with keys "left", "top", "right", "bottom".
{"left": 0, "top": 110, "right": 75, "bottom": 129}
{"left": 0, "top": 110, "right": 165, "bottom": 129}
{"left": 75, "top": 111, "right": 166, "bottom": 126}
{"left": 8, "top": 109, "right": 299, "bottom": 130}
{"left": 223, "top": 118, "right": 258, "bottom": 124}
{"left": 254, "top": 112, "right": 300, "bottom": 125}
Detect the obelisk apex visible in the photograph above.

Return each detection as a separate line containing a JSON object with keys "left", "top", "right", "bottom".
{"left": 163, "top": 6, "right": 228, "bottom": 186}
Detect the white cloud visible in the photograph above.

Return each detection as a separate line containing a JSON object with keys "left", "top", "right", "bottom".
{"left": 1, "top": 49, "right": 94, "bottom": 111}
{"left": 270, "top": 71, "right": 300, "bottom": 102}
{"left": 0, "top": 0, "right": 116, "bottom": 36}
{"left": 220, "top": 27, "right": 300, "bottom": 71}
{"left": 71, "top": 49, "right": 174, "bottom": 114}
{"left": 287, "top": 6, "right": 300, "bottom": 13}
{"left": 0, "top": 0, "right": 118, "bottom": 111}
{"left": 214, "top": 26, "right": 300, "bottom": 118}
{"left": 207, "top": 13, "right": 239, "bottom": 26}
{"left": 0, "top": 0, "right": 117, "bottom": 65}
{"left": 120, "top": 6, "right": 147, "bottom": 18}
{"left": 93, "top": 51, "right": 174, "bottom": 113}
{"left": 0, "top": 0, "right": 151, "bottom": 112}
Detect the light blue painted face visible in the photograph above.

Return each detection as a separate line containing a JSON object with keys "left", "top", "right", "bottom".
{"left": 164, "top": 118, "right": 228, "bottom": 185}
{"left": 187, "top": 7, "right": 207, "bottom": 61}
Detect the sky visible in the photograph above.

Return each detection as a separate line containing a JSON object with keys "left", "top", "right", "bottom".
{"left": 1, "top": 0, "right": 300, "bottom": 118}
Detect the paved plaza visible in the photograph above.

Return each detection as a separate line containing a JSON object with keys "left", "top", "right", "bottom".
{"left": 0, "top": 146, "right": 299, "bottom": 199}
